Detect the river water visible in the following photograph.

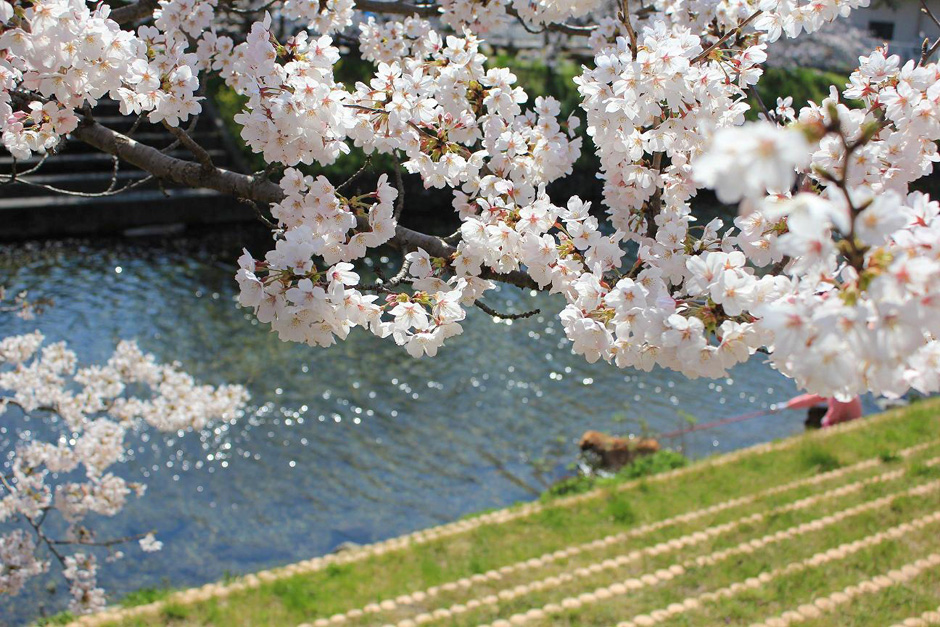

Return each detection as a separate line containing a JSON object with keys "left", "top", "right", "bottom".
{"left": 0, "top": 229, "right": 873, "bottom": 624}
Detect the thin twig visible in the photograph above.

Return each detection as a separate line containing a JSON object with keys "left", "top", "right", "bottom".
{"left": 0, "top": 154, "right": 49, "bottom": 184}
{"left": 221, "top": 0, "right": 280, "bottom": 14}
{"left": 505, "top": 4, "right": 596, "bottom": 36}
{"left": 618, "top": 0, "right": 639, "bottom": 55}
{"left": 162, "top": 121, "right": 214, "bottom": 169}
{"left": 691, "top": 10, "right": 763, "bottom": 64}
{"left": 126, "top": 113, "right": 147, "bottom": 138}
{"left": 335, "top": 157, "right": 372, "bottom": 193}
{"left": 0, "top": 173, "right": 156, "bottom": 197}
{"left": 239, "top": 197, "right": 278, "bottom": 229}
{"left": 748, "top": 85, "right": 773, "bottom": 121}
{"left": 474, "top": 300, "right": 540, "bottom": 320}
{"left": 387, "top": 256, "right": 413, "bottom": 287}
{"left": 921, "top": 0, "right": 940, "bottom": 31}
{"left": 23, "top": 513, "right": 68, "bottom": 569}
{"left": 49, "top": 532, "right": 150, "bottom": 548}
{"left": 0, "top": 399, "right": 63, "bottom": 418}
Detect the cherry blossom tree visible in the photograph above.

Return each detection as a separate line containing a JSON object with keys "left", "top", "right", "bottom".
{"left": 3, "top": 0, "right": 940, "bottom": 614}
{"left": 0, "top": 292, "right": 248, "bottom": 614}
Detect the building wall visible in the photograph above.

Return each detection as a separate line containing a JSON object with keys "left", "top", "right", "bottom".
{"left": 846, "top": 0, "right": 940, "bottom": 59}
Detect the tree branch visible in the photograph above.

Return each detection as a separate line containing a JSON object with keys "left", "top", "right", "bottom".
{"left": 49, "top": 532, "right": 150, "bottom": 548}
{"left": 473, "top": 300, "right": 540, "bottom": 320}
{"left": 691, "top": 10, "right": 763, "bottom": 64}
{"left": 921, "top": 0, "right": 940, "bottom": 31}
{"left": 618, "top": 0, "right": 639, "bottom": 55}
{"left": 504, "top": 5, "right": 596, "bottom": 37}
{"left": 644, "top": 151, "right": 663, "bottom": 239}
{"left": 71, "top": 120, "right": 540, "bottom": 289}
{"left": 163, "top": 121, "right": 214, "bottom": 169}
{"left": 392, "top": 157, "right": 405, "bottom": 222}
{"left": 71, "top": 120, "right": 284, "bottom": 202}
{"left": 355, "top": 0, "right": 439, "bottom": 17}
{"left": 335, "top": 157, "right": 371, "bottom": 193}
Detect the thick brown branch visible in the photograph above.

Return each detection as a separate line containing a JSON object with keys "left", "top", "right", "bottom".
{"left": 71, "top": 120, "right": 284, "bottom": 202}
{"left": 644, "top": 151, "right": 663, "bottom": 239}
{"left": 71, "top": 120, "right": 540, "bottom": 289}
{"left": 504, "top": 5, "right": 596, "bottom": 36}
{"left": 163, "top": 121, "right": 214, "bottom": 169}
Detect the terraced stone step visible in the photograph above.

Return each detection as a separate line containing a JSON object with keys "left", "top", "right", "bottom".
{"left": 310, "top": 444, "right": 940, "bottom": 627}
{"left": 1, "top": 97, "right": 251, "bottom": 239}
{"left": 86, "top": 114, "right": 224, "bottom": 134}
{"left": 60, "top": 401, "right": 940, "bottom": 627}
{"left": 1, "top": 188, "right": 253, "bottom": 239}
{"left": 51, "top": 130, "right": 229, "bottom": 154}
{"left": 0, "top": 170, "right": 195, "bottom": 198}
{"left": 755, "top": 553, "right": 940, "bottom": 627}
{"left": 0, "top": 149, "right": 229, "bottom": 174}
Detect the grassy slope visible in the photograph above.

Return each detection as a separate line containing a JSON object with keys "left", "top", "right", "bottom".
{"left": 84, "top": 398, "right": 940, "bottom": 627}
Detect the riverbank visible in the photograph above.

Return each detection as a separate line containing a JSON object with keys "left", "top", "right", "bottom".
{"left": 4, "top": 236, "right": 812, "bottom": 625}
{"left": 57, "top": 398, "right": 940, "bottom": 626}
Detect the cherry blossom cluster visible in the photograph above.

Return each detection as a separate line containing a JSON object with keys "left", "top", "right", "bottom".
{"left": 438, "top": 0, "right": 602, "bottom": 33}
{"left": 115, "top": 25, "right": 202, "bottom": 126}
{"left": 511, "top": 0, "right": 602, "bottom": 28}
{"left": 225, "top": 15, "right": 351, "bottom": 166}
{"left": 222, "top": 7, "right": 940, "bottom": 402}
{"left": 358, "top": 15, "right": 433, "bottom": 65}
{"left": 755, "top": 0, "right": 871, "bottom": 42}
{"left": 235, "top": 168, "right": 497, "bottom": 356}
{"left": 687, "top": 48, "right": 940, "bottom": 399}
{"left": 0, "top": 332, "right": 247, "bottom": 614}
{"left": 282, "top": 0, "right": 355, "bottom": 34}
{"left": 439, "top": 0, "right": 510, "bottom": 33}
{"left": 2, "top": 0, "right": 939, "bottom": 410}
{"left": 234, "top": 18, "right": 586, "bottom": 358}
{"left": 0, "top": 0, "right": 207, "bottom": 159}
{"left": 346, "top": 23, "right": 581, "bottom": 190}
{"left": 0, "top": 0, "right": 125, "bottom": 158}
{"left": 154, "top": 0, "right": 216, "bottom": 39}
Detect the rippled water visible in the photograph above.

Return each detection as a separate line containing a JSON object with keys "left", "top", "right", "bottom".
{"left": 0, "top": 230, "right": 876, "bottom": 624}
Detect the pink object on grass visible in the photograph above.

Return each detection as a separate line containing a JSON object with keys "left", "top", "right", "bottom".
{"left": 784, "top": 394, "right": 863, "bottom": 427}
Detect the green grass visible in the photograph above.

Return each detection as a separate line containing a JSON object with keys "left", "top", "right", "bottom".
{"left": 90, "top": 398, "right": 940, "bottom": 627}
{"left": 119, "top": 586, "right": 174, "bottom": 608}
{"left": 748, "top": 66, "right": 850, "bottom": 119}
{"left": 159, "top": 602, "right": 191, "bottom": 621}
{"left": 543, "top": 449, "right": 689, "bottom": 500}
{"left": 35, "top": 612, "right": 76, "bottom": 626}
{"left": 797, "top": 444, "right": 844, "bottom": 473}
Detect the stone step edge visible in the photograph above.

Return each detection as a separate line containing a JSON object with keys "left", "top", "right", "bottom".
{"left": 63, "top": 404, "right": 932, "bottom": 627}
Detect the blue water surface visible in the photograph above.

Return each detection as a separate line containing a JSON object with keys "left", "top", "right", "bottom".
{"left": 0, "top": 232, "right": 876, "bottom": 625}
